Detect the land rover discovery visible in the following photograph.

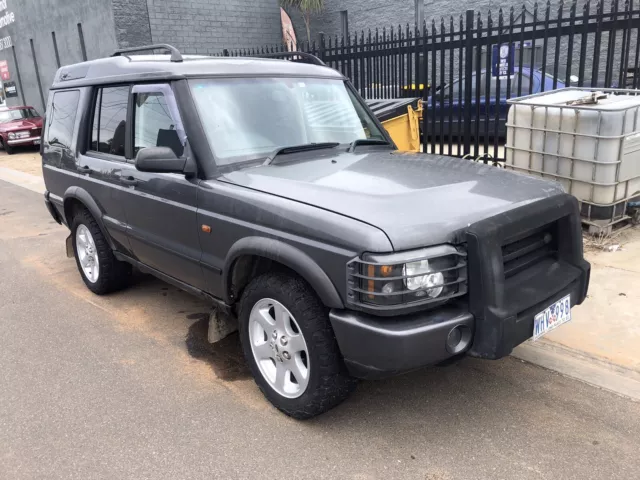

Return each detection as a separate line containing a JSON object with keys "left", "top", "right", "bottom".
{"left": 41, "top": 45, "right": 590, "bottom": 419}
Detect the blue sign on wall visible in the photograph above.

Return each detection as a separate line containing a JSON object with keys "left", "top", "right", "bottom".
{"left": 492, "top": 44, "right": 515, "bottom": 77}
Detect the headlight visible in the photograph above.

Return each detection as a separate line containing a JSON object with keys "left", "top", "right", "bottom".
{"left": 403, "top": 259, "right": 444, "bottom": 297}
{"left": 347, "top": 245, "right": 467, "bottom": 308}
{"left": 8, "top": 132, "right": 15, "bottom": 139}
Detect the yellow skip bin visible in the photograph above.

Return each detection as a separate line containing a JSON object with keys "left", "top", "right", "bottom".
{"left": 366, "top": 98, "right": 423, "bottom": 152}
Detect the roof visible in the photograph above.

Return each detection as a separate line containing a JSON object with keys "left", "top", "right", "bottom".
{"left": 51, "top": 54, "right": 345, "bottom": 90}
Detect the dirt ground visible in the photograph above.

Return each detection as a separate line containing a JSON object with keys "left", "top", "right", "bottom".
{"left": 0, "top": 148, "right": 42, "bottom": 176}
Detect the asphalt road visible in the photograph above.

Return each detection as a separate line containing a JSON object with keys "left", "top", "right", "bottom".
{"left": 1, "top": 179, "right": 640, "bottom": 480}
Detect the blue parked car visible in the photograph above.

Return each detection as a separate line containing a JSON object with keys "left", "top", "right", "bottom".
{"left": 426, "top": 67, "right": 569, "bottom": 139}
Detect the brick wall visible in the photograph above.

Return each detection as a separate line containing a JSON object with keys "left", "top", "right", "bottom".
{"left": 143, "top": 0, "right": 283, "bottom": 54}
{"left": 112, "top": 0, "right": 152, "bottom": 48}
{"left": 287, "top": 1, "right": 633, "bottom": 86}
{"left": 292, "top": 0, "right": 513, "bottom": 41}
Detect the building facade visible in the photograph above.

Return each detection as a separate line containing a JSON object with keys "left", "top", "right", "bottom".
{"left": 0, "top": 0, "right": 282, "bottom": 113}
{"left": 285, "top": 0, "right": 631, "bottom": 88}
{"left": 289, "top": 0, "right": 535, "bottom": 41}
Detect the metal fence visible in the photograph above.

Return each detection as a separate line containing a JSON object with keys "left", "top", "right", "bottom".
{"left": 225, "top": 1, "right": 640, "bottom": 163}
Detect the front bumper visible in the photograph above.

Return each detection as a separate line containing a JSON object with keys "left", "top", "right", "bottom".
{"left": 331, "top": 194, "right": 590, "bottom": 379}
{"left": 7, "top": 136, "right": 40, "bottom": 145}
{"left": 331, "top": 263, "right": 588, "bottom": 379}
{"left": 330, "top": 304, "right": 474, "bottom": 379}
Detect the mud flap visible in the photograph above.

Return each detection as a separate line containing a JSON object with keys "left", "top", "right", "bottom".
{"left": 208, "top": 308, "right": 238, "bottom": 344}
{"left": 65, "top": 234, "right": 74, "bottom": 258}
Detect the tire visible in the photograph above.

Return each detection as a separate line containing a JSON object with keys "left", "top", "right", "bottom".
{"left": 1, "top": 138, "right": 13, "bottom": 155}
{"left": 71, "top": 207, "right": 131, "bottom": 295}
{"left": 239, "top": 272, "right": 356, "bottom": 419}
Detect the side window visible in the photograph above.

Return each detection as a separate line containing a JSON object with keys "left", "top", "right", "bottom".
{"left": 488, "top": 76, "right": 509, "bottom": 98}
{"left": 90, "top": 86, "right": 129, "bottom": 157}
{"left": 449, "top": 75, "right": 477, "bottom": 100}
{"left": 511, "top": 74, "right": 531, "bottom": 95}
{"left": 450, "top": 79, "right": 460, "bottom": 99}
{"left": 133, "top": 92, "right": 183, "bottom": 157}
{"left": 90, "top": 89, "right": 101, "bottom": 151}
{"left": 47, "top": 90, "right": 80, "bottom": 149}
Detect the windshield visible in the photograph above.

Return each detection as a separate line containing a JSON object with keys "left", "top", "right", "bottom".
{"left": 190, "top": 77, "right": 385, "bottom": 165}
{"left": 0, "top": 108, "right": 39, "bottom": 123}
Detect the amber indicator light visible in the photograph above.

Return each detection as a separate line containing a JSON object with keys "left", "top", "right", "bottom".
{"left": 367, "top": 264, "right": 375, "bottom": 299}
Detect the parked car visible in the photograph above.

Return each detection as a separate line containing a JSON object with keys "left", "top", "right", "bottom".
{"left": 0, "top": 105, "right": 43, "bottom": 154}
{"left": 426, "top": 68, "right": 568, "bottom": 139}
{"left": 41, "top": 46, "right": 590, "bottom": 419}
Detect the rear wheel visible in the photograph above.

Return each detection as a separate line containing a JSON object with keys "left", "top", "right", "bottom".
{"left": 239, "top": 272, "right": 356, "bottom": 419}
{"left": 71, "top": 208, "right": 131, "bottom": 295}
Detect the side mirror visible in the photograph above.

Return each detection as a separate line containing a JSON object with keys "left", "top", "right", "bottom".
{"left": 135, "top": 146, "right": 186, "bottom": 173}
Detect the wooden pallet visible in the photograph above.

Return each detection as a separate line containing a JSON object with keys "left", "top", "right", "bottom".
{"left": 582, "top": 215, "right": 635, "bottom": 236}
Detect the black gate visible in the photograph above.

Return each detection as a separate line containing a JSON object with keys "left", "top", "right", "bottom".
{"left": 224, "top": 1, "right": 640, "bottom": 163}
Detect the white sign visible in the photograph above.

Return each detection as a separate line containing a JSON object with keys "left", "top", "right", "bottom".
{"left": 0, "top": 0, "right": 15, "bottom": 29}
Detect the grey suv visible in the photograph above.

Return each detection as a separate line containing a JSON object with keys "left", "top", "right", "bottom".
{"left": 41, "top": 45, "right": 590, "bottom": 419}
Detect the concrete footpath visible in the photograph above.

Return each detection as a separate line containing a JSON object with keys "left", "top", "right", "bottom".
{"left": 513, "top": 227, "right": 640, "bottom": 400}
{"left": 2, "top": 150, "right": 639, "bottom": 401}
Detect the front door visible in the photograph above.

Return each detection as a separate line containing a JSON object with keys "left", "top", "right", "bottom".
{"left": 74, "top": 86, "right": 132, "bottom": 255}
{"left": 117, "top": 83, "right": 206, "bottom": 291}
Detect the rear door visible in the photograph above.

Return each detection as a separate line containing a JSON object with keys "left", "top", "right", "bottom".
{"left": 42, "top": 89, "right": 82, "bottom": 219}
{"left": 43, "top": 89, "right": 80, "bottom": 173}
{"left": 117, "top": 83, "right": 205, "bottom": 290}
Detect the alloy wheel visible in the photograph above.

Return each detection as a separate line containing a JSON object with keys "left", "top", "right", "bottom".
{"left": 248, "top": 298, "right": 310, "bottom": 398}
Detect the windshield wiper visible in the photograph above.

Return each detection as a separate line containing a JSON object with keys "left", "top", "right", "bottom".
{"left": 263, "top": 142, "right": 340, "bottom": 166}
{"left": 347, "top": 138, "right": 392, "bottom": 153}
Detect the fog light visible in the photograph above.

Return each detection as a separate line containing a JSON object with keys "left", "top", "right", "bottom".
{"left": 448, "top": 327, "right": 462, "bottom": 346}
{"left": 445, "top": 325, "right": 471, "bottom": 354}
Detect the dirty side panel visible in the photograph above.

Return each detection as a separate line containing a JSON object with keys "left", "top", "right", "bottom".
{"left": 195, "top": 179, "right": 393, "bottom": 302}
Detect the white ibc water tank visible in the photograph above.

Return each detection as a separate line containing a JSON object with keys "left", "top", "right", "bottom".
{"left": 505, "top": 88, "right": 640, "bottom": 218}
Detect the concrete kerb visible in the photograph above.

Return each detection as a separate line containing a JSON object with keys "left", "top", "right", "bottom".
{"left": 0, "top": 166, "right": 45, "bottom": 195}
{"left": 513, "top": 340, "right": 640, "bottom": 402}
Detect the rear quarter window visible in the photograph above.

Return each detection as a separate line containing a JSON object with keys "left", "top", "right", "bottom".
{"left": 47, "top": 90, "right": 80, "bottom": 149}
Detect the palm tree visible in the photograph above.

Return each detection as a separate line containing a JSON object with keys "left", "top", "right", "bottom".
{"left": 280, "top": 0, "right": 324, "bottom": 45}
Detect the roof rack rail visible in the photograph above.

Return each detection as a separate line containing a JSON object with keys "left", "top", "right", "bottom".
{"left": 112, "top": 43, "right": 183, "bottom": 63}
{"left": 249, "top": 51, "right": 325, "bottom": 66}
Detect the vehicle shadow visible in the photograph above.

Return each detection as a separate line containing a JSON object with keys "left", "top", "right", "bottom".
{"left": 295, "top": 355, "right": 640, "bottom": 479}
{"left": 128, "top": 273, "right": 634, "bottom": 458}
{"left": 297, "top": 350, "right": 633, "bottom": 464}
{"left": 120, "top": 271, "right": 252, "bottom": 382}
{"left": 185, "top": 317, "right": 250, "bottom": 382}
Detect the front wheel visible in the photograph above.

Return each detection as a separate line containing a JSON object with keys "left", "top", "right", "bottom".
{"left": 1, "top": 138, "right": 13, "bottom": 155}
{"left": 239, "top": 272, "right": 356, "bottom": 419}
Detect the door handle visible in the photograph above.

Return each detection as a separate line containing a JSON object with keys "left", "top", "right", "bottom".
{"left": 77, "top": 165, "right": 93, "bottom": 174}
{"left": 119, "top": 175, "right": 139, "bottom": 186}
